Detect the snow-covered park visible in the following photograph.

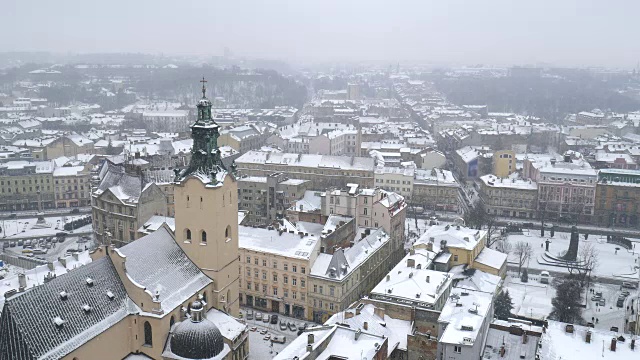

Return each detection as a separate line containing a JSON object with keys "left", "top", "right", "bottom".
{"left": 0, "top": 215, "right": 91, "bottom": 239}
{"left": 505, "top": 230, "right": 640, "bottom": 280}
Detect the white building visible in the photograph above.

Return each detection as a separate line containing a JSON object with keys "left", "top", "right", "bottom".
{"left": 437, "top": 288, "right": 494, "bottom": 360}
{"left": 374, "top": 166, "right": 415, "bottom": 199}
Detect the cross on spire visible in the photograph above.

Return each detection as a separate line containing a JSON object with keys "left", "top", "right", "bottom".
{"left": 200, "top": 76, "right": 207, "bottom": 98}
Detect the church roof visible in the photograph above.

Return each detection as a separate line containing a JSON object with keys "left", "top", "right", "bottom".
{"left": 118, "top": 226, "right": 212, "bottom": 314}
{"left": 0, "top": 256, "right": 134, "bottom": 360}
{"left": 0, "top": 226, "right": 213, "bottom": 359}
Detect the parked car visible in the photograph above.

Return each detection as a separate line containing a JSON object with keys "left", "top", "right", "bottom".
{"left": 246, "top": 310, "right": 254, "bottom": 320}
{"left": 8, "top": 213, "right": 16, "bottom": 219}
{"left": 17, "top": 240, "right": 24, "bottom": 247}
{"left": 270, "top": 314, "right": 279, "bottom": 324}
{"left": 262, "top": 315, "right": 270, "bottom": 323}
{"left": 587, "top": 322, "right": 595, "bottom": 328}
{"left": 610, "top": 327, "right": 619, "bottom": 332}
{"left": 271, "top": 335, "right": 286, "bottom": 344}
{"left": 288, "top": 322, "right": 297, "bottom": 331}
{"left": 598, "top": 299, "right": 606, "bottom": 307}
{"left": 621, "top": 290, "right": 630, "bottom": 297}
{"left": 617, "top": 298, "right": 625, "bottom": 308}
{"left": 2, "top": 242, "right": 8, "bottom": 249}
{"left": 70, "top": 208, "right": 80, "bottom": 214}
{"left": 622, "top": 282, "right": 638, "bottom": 289}
{"left": 591, "top": 295, "right": 601, "bottom": 301}
{"left": 9, "top": 241, "right": 16, "bottom": 247}
{"left": 298, "top": 322, "right": 307, "bottom": 331}
{"left": 279, "top": 320, "right": 288, "bottom": 331}
{"left": 255, "top": 312, "right": 263, "bottom": 321}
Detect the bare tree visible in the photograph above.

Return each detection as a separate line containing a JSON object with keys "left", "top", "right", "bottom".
{"left": 564, "top": 242, "right": 599, "bottom": 289}
{"left": 495, "top": 238, "right": 512, "bottom": 254}
{"left": 513, "top": 241, "right": 533, "bottom": 276}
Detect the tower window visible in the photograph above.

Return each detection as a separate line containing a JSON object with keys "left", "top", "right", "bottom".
{"left": 201, "top": 231, "right": 207, "bottom": 243}
{"left": 185, "top": 229, "right": 191, "bottom": 241}
{"left": 225, "top": 225, "right": 231, "bottom": 239}
{"left": 143, "top": 321, "right": 153, "bottom": 346}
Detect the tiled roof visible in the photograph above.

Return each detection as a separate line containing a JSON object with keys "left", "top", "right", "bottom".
{"left": 0, "top": 256, "right": 132, "bottom": 360}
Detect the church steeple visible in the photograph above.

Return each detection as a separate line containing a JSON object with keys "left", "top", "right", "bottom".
{"left": 175, "top": 77, "right": 235, "bottom": 184}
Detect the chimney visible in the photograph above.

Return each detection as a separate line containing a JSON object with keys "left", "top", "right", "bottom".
{"left": 410, "top": 248, "right": 415, "bottom": 255}
{"left": 426, "top": 276, "right": 430, "bottom": 283}
{"left": 18, "top": 273, "right": 27, "bottom": 291}
{"left": 374, "top": 307, "right": 385, "bottom": 319}
{"left": 407, "top": 258, "right": 415, "bottom": 268}
{"left": 345, "top": 312, "right": 354, "bottom": 319}
{"left": 363, "top": 322, "right": 368, "bottom": 331}
{"left": 565, "top": 324, "right": 574, "bottom": 333}
{"left": 58, "top": 257, "right": 67, "bottom": 268}
{"left": 585, "top": 331, "right": 592, "bottom": 343}
{"left": 631, "top": 338, "right": 635, "bottom": 350}
{"left": 356, "top": 303, "right": 364, "bottom": 315}
{"left": 308, "top": 333, "right": 315, "bottom": 345}
{"left": 386, "top": 275, "right": 390, "bottom": 282}
{"left": 500, "top": 344, "right": 505, "bottom": 357}
{"left": 610, "top": 338, "right": 616, "bottom": 352}
{"left": 355, "top": 329, "right": 362, "bottom": 340}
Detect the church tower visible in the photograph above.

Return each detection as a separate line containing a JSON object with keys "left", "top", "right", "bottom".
{"left": 174, "top": 78, "right": 239, "bottom": 315}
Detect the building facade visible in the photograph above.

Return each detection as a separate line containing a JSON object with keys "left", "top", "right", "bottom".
{"left": 0, "top": 160, "right": 55, "bottom": 211}
{"left": 308, "top": 229, "right": 393, "bottom": 323}
{"left": 53, "top": 165, "right": 91, "bottom": 208}
{"left": 595, "top": 169, "right": 640, "bottom": 228}
{"left": 238, "top": 226, "right": 319, "bottom": 320}
{"left": 479, "top": 174, "right": 538, "bottom": 219}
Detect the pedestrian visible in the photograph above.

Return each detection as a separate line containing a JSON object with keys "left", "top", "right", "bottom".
{"left": 596, "top": 318, "right": 599, "bottom": 323}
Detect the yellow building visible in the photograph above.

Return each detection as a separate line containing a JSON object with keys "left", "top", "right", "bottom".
{"left": 493, "top": 149, "right": 516, "bottom": 177}
{"left": 414, "top": 224, "right": 507, "bottom": 278}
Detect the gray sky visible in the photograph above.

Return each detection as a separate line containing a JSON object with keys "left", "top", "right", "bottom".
{"left": 2, "top": 0, "right": 639, "bottom": 67}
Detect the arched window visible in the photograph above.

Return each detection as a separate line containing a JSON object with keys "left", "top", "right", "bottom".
{"left": 143, "top": 321, "right": 153, "bottom": 346}
{"left": 170, "top": 316, "right": 175, "bottom": 328}
{"left": 185, "top": 229, "right": 191, "bottom": 241}
{"left": 225, "top": 225, "right": 231, "bottom": 239}
{"left": 201, "top": 230, "right": 207, "bottom": 243}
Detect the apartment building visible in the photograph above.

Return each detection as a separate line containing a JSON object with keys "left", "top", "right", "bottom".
{"left": 142, "top": 109, "right": 191, "bottom": 133}
{"left": 526, "top": 153, "right": 597, "bottom": 223}
{"left": 237, "top": 172, "right": 310, "bottom": 226}
{"left": 374, "top": 166, "right": 414, "bottom": 200}
{"left": 595, "top": 168, "right": 640, "bottom": 228}
{"left": 53, "top": 165, "right": 92, "bottom": 208}
{"left": 479, "top": 174, "right": 538, "bottom": 219}
{"left": 308, "top": 228, "right": 393, "bottom": 323}
{"left": 320, "top": 184, "right": 407, "bottom": 263}
{"left": 238, "top": 226, "right": 320, "bottom": 319}
{"left": 235, "top": 151, "right": 375, "bottom": 189}
{"left": 219, "top": 124, "right": 271, "bottom": 154}
{"left": 413, "top": 168, "right": 462, "bottom": 213}
{"left": 92, "top": 163, "right": 167, "bottom": 246}
{"left": 0, "top": 160, "right": 55, "bottom": 211}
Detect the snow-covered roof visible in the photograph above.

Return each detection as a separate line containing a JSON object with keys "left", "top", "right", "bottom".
{"left": 311, "top": 228, "right": 390, "bottom": 281}
{"left": 438, "top": 288, "right": 493, "bottom": 346}
{"left": 538, "top": 320, "right": 634, "bottom": 360}
{"left": 473, "top": 247, "right": 507, "bottom": 271}
{"left": 325, "top": 303, "right": 412, "bottom": 355}
{"left": 137, "top": 215, "right": 176, "bottom": 235}
{"left": 205, "top": 307, "right": 247, "bottom": 343}
{"left": 416, "top": 225, "right": 487, "bottom": 251}
{"left": 0, "top": 255, "right": 137, "bottom": 360}
{"left": 289, "top": 190, "right": 323, "bottom": 212}
{"left": 480, "top": 174, "right": 537, "bottom": 190}
{"left": 273, "top": 324, "right": 386, "bottom": 360}
{"left": 238, "top": 226, "right": 319, "bottom": 260}
{"left": 370, "top": 250, "right": 452, "bottom": 309}
{"left": 236, "top": 151, "right": 375, "bottom": 171}
{"left": 449, "top": 265, "right": 502, "bottom": 294}
{"left": 118, "top": 226, "right": 212, "bottom": 314}
{"left": 53, "top": 165, "right": 86, "bottom": 177}
{"left": 483, "top": 323, "right": 541, "bottom": 360}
